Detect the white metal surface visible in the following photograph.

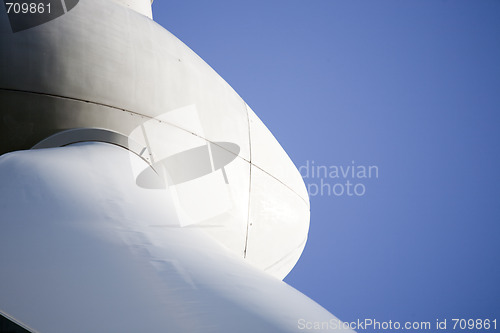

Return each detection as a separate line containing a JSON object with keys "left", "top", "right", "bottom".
{"left": 110, "top": 0, "right": 152, "bottom": 18}
{"left": 0, "top": 143, "right": 349, "bottom": 333}
{"left": 247, "top": 104, "right": 310, "bottom": 208}
{"left": 0, "top": 0, "right": 309, "bottom": 278}
{"left": 0, "top": 0, "right": 347, "bottom": 331}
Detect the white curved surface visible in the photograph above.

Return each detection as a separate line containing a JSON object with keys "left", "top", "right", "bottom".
{"left": 246, "top": 166, "right": 310, "bottom": 279}
{"left": 0, "top": 143, "right": 350, "bottom": 333}
{"left": 110, "top": 0, "right": 152, "bottom": 18}
{"left": 0, "top": 0, "right": 311, "bottom": 278}
{"left": 247, "top": 104, "right": 310, "bottom": 208}
{"left": 0, "top": 0, "right": 250, "bottom": 160}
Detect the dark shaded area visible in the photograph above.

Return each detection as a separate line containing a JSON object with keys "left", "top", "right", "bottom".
{"left": 4, "top": 0, "right": 79, "bottom": 33}
{"left": 0, "top": 313, "right": 32, "bottom": 333}
{"left": 0, "top": 90, "right": 62, "bottom": 155}
{"left": 65, "top": 0, "right": 78, "bottom": 11}
{"left": 0, "top": 89, "right": 142, "bottom": 156}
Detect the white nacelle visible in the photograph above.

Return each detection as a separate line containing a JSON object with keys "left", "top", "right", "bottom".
{"left": 0, "top": 0, "right": 309, "bottom": 280}
{"left": 0, "top": 143, "right": 341, "bottom": 333}
{"left": 0, "top": 1, "right": 342, "bottom": 332}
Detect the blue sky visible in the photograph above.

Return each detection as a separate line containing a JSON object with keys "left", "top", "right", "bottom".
{"left": 153, "top": 0, "right": 500, "bottom": 327}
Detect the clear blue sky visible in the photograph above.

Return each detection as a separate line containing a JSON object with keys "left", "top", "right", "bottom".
{"left": 153, "top": 0, "right": 500, "bottom": 328}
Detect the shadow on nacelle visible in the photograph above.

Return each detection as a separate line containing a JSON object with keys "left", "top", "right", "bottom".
{"left": 3, "top": 0, "right": 79, "bottom": 33}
